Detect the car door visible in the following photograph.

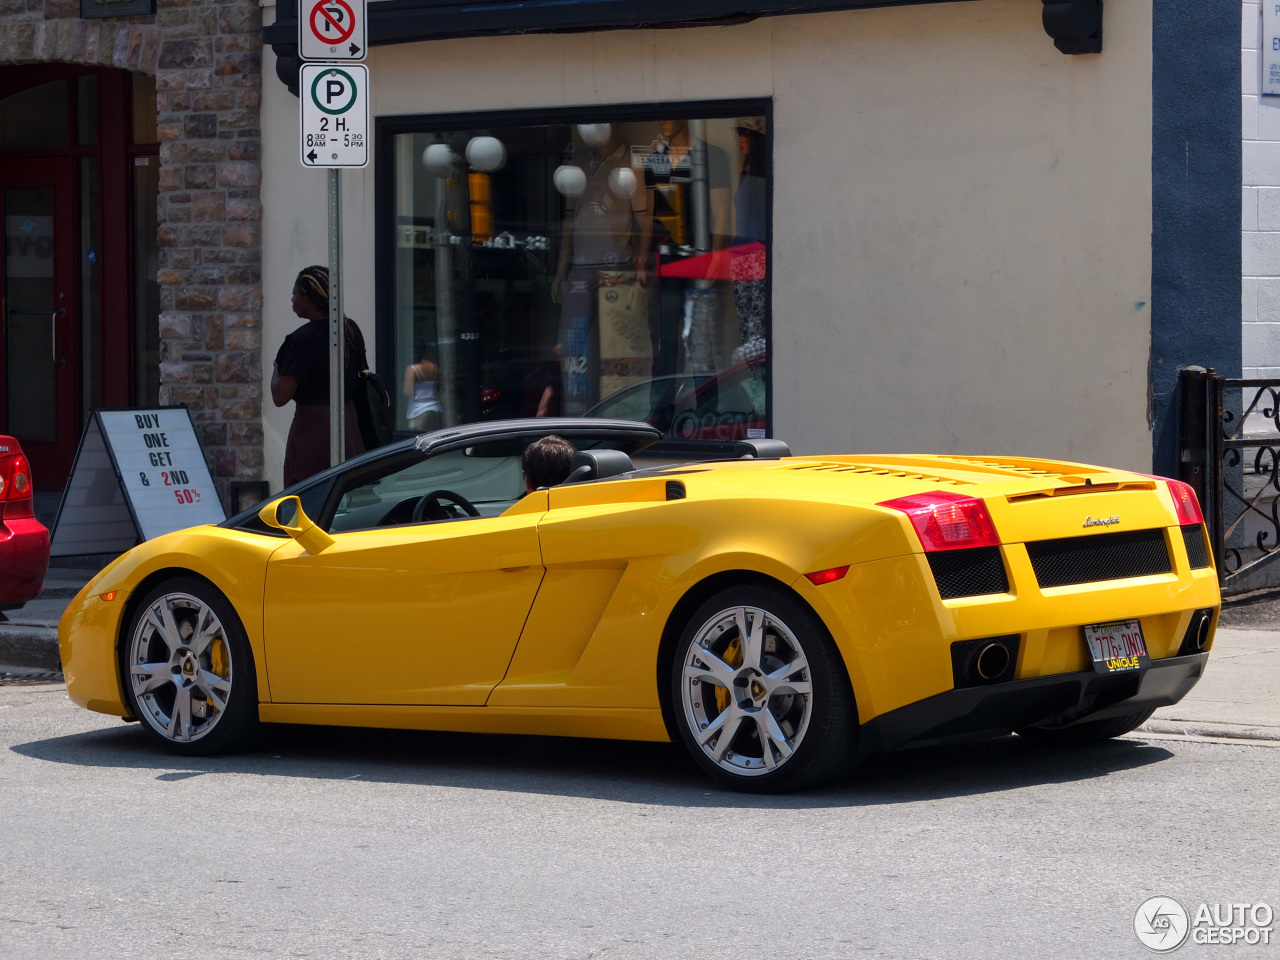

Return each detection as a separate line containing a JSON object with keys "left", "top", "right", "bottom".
{"left": 262, "top": 447, "right": 545, "bottom": 705}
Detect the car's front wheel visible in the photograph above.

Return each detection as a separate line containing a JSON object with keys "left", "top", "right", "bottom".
{"left": 671, "top": 584, "right": 858, "bottom": 792}
{"left": 120, "top": 576, "right": 258, "bottom": 755}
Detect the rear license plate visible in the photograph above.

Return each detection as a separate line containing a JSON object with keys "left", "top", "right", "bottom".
{"left": 1083, "top": 619, "right": 1149, "bottom": 674}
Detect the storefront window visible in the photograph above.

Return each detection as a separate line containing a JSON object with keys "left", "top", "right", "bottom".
{"left": 0, "top": 80, "right": 69, "bottom": 152}
{"left": 388, "top": 107, "right": 769, "bottom": 445}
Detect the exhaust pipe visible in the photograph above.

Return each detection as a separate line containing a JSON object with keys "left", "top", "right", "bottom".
{"left": 950, "top": 635, "right": 1020, "bottom": 688}
{"left": 1193, "top": 610, "right": 1211, "bottom": 651}
{"left": 1178, "top": 608, "right": 1215, "bottom": 656}
{"left": 975, "top": 642, "right": 1011, "bottom": 681}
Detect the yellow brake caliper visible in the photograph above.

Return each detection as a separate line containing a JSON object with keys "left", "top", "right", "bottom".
{"left": 207, "top": 636, "right": 228, "bottom": 711}
{"left": 713, "top": 636, "right": 742, "bottom": 714}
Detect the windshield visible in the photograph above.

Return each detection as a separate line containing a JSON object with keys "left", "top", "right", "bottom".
{"left": 330, "top": 448, "right": 524, "bottom": 533}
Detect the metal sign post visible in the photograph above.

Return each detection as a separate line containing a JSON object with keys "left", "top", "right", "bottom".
{"left": 327, "top": 170, "right": 343, "bottom": 467}
{"left": 298, "top": 32, "right": 367, "bottom": 468}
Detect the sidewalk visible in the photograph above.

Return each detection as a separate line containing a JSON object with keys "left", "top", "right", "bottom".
{"left": 4, "top": 572, "right": 1280, "bottom": 742}
{"left": 1138, "top": 627, "right": 1280, "bottom": 742}
{"left": 0, "top": 565, "right": 101, "bottom": 673}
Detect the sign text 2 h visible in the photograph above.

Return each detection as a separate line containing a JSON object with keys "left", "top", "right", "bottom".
{"left": 299, "top": 64, "right": 369, "bottom": 168}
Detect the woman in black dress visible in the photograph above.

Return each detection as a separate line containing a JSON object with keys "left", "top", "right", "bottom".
{"left": 271, "top": 265, "right": 367, "bottom": 487}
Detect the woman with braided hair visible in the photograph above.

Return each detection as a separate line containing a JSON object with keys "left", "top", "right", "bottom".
{"left": 272, "top": 265, "right": 367, "bottom": 486}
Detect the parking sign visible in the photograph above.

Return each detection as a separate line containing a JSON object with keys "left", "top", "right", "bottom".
{"left": 300, "top": 0, "right": 367, "bottom": 61}
{"left": 299, "top": 63, "right": 369, "bottom": 168}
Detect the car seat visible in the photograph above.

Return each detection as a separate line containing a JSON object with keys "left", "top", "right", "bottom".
{"left": 563, "top": 449, "right": 635, "bottom": 484}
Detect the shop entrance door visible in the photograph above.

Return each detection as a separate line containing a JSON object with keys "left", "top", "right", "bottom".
{"left": 1, "top": 157, "right": 77, "bottom": 486}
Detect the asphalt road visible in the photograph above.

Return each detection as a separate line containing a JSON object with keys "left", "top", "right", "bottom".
{"left": 2, "top": 682, "right": 1277, "bottom": 960}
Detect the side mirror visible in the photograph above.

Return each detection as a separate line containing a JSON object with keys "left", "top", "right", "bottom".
{"left": 258, "top": 495, "right": 335, "bottom": 555}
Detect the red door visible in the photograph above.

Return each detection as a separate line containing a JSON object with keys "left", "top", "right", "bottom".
{"left": 1, "top": 157, "right": 78, "bottom": 487}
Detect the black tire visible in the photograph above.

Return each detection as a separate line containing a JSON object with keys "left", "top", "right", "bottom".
{"left": 119, "top": 576, "right": 258, "bottom": 756}
{"left": 670, "top": 584, "right": 859, "bottom": 793}
{"left": 1016, "top": 708, "right": 1155, "bottom": 746}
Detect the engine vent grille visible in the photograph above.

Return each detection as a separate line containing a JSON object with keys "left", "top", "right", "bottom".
{"left": 1027, "top": 529, "right": 1172, "bottom": 588}
{"left": 927, "top": 547, "right": 1010, "bottom": 599}
{"left": 781, "top": 462, "right": 966, "bottom": 486}
{"left": 1182, "top": 524, "right": 1211, "bottom": 570}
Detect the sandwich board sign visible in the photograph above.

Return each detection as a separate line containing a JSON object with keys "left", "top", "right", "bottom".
{"left": 300, "top": 63, "right": 369, "bottom": 168}
{"left": 50, "top": 408, "right": 226, "bottom": 557}
{"left": 300, "top": 0, "right": 366, "bottom": 61}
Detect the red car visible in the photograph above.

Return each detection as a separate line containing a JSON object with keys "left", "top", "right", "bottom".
{"left": 0, "top": 437, "right": 49, "bottom": 613}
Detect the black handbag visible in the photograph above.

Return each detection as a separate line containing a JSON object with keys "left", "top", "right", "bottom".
{"left": 354, "top": 368, "right": 394, "bottom": 450}
{"left": 344, "top": 319, "right": 394, "bottom": 450}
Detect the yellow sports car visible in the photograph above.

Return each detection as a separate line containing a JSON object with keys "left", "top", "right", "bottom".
{"left": 59, "top": 418, "right": 1220, "bottom": 792}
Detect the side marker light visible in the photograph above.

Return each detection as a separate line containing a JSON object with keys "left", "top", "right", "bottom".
{"left": 804, "top": 565, "right": 849, "bottom": 586}
{"left": 99, "top": 591, "right": 118, "bottom": 602}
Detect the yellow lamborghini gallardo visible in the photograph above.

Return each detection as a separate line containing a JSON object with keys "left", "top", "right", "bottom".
{"left": 59, "top": 419, "right": 1220, "bottom": 792}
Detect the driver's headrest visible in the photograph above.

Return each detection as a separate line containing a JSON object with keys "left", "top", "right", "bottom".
{"left": 563, "top": 449, "right": 634, "bottom": 484}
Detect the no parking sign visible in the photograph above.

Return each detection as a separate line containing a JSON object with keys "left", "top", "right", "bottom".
{"left": 299, "top": 64, "right": 369, "bottom": 168}
{"left": 300, "top": 0, "right": 366, "bottom": 60}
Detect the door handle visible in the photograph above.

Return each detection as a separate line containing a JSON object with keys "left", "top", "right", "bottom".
{"left": 496, "top": 551, "right": 541, "bottom": 571}
{"left": 51, "top": 309, "right": 66, "bottom": 363}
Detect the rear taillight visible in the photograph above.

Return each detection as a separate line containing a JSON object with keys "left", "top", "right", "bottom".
{"left": 878, "top": 491, "right": 1001, "bottom": 552}
{"left": 0, "top": 453, "right": 34, "bottom": 518}
{"left": 1166, "top": 479, "right": 1204, "bottom": 526}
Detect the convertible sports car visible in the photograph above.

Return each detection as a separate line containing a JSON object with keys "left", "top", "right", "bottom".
{"left": 59, "top": 419, "right": 1220, "bottom": 792}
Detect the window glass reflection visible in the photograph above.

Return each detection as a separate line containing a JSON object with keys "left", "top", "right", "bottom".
{"left": 392, "top": 111, "right": 768, "bottom": 444}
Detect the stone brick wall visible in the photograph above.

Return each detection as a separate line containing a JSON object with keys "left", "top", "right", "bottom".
{"left": 0, "top": 0, "right": 265, "bottom": 505}
{"left": 0, "top": 0, "right": 159, "bottom": 72}
{"left": 153, "top": 0, "right": 264, "bottom": 493}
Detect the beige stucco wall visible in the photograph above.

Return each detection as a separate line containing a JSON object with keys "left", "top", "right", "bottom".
{"left": 260, "top": 0, "right": 1153, "bottom": 487}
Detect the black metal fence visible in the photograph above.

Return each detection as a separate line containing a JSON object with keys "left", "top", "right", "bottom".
{"left": 1179, "top": 367, "right": 1280, "bottom": 595}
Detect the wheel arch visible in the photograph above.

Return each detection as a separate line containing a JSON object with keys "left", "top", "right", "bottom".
{"left": 117, "top": 567, "right": 260, "bottom": 709}
{"left": 654, "top": 569, "right": 857, "bottom": 742}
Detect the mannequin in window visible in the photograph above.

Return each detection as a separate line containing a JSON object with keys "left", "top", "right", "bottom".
{"left": 551, "top": 123, "right": 650, "bottom": 415}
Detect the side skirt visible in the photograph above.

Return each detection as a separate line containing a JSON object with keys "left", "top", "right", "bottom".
{"left": 258, "top": 702, "right": 671, "bottom": 742}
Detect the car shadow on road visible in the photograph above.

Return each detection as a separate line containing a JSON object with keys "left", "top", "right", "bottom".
{"left": 11, "top": 720, "right": 1176, "bottom": 808}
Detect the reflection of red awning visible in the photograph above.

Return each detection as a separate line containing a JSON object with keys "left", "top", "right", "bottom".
{"left": 658, "top": 242, "right": 766, "bottom": 281}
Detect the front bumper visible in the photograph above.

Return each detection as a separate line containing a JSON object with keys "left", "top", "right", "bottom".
{"left": 858, "top": 652, "right": 1208, "bottom": 753}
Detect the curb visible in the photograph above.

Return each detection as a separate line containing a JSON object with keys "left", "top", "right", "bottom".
{"left": 1139, "top": 718, "right": 1280, "bottom": 743}
{"left": 0, "top": 624, "right": 60, "bottom": 672}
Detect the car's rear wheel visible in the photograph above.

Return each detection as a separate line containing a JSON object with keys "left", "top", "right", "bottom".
{"left": 671, "top": 584, "right": 858, "bottom": 793}
{"left": 1016, "top": 707, "right": 1155, "bottom": 746}
{"left": 121, "top": 577, "right": 257, "bottom": 756}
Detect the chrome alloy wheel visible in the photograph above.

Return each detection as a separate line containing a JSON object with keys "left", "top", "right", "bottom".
{"left": 127, "top": 592, "right": 233, "bottom": 743}
{"left": 680, "top": 605, "right": 813, "bottom": 777}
